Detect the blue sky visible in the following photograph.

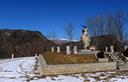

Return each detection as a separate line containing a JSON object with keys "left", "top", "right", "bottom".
{"left": 0, "top": 0, "right": 128, "bottom": 40}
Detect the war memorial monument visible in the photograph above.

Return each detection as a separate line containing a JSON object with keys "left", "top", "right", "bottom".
{"left": 37, "top": 26, "right": 128, "bottom": 75}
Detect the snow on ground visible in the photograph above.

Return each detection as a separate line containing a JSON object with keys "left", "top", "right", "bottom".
{"left": 1, "top": 57, "right": 128, "bottom": 82}
{"left": 31, "top": 75, "right": 84, "bottom": 82}
{"left": 0, "top": 57, "right": 36, "bottom": 82}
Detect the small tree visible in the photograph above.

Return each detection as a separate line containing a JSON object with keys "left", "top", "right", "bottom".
{"left": 107, "top": 11, "right": 126, "bottom": 42}
{"left": 64, "top": 23, "right": 74, "bottom": 41}
{"left": 46, "top": 31, "right": 57, "bottom": 40}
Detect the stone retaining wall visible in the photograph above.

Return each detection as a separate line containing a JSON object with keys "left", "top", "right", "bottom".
{"left": 38, "top": 55, "right": 47, "bottom": 66}
{"left": 38, "top": 55, "right": 116, "bottom": 75}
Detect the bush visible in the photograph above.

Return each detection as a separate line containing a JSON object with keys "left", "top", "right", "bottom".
{"left": 97, "top": 51, "right": 104, "bottom": 58}
{"left": 123, "top": 48, "right": 128, "bottom": 57}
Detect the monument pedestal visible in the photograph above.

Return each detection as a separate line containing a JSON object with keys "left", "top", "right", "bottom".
{"left": 79, "top": 26, "right": 99, "bottom": 55}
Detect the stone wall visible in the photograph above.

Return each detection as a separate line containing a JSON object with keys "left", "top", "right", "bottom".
{"left": 38, "top": 55, "right": 47, "bottom": 66}
{"left": 38, "top": 55, "right": 116, "bottom": 75}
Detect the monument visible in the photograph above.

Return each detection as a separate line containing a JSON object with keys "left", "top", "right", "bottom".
{"left": 79, "top": 25, "right": 98, "bottom": 54}
{"left": 81, "top": 25, "right": 91, "bottom": 49}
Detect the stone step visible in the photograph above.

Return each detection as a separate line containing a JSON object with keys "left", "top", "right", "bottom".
{"left": 107, "top": 52, "right": 127, "bottom": 66}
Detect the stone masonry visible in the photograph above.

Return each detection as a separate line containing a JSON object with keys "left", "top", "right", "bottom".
{"left": 38, "top": 55, "right": 116, "bottom": 75}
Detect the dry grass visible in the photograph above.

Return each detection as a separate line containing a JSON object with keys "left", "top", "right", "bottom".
{"left": 43, "top": 52, "right": 97, "bottom": 64}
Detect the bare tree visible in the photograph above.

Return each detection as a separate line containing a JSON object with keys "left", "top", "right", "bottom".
{"left": 87, "top": 16, "right": 105, "bottom": 47}
{"left": 107, "top": 11, "right": 126, "bottom": 42}
{"left": 107, "top": 14, "right": 114, "bottom": 35}
{"left": 86, "top": 11, "right": 127, "bottom": 51}
{"left": 87, "top": 16, "right": 105, "bottom": 36}
{"left": 46, "top": 31, "right": 57, "bottom": 40}
{"left": 123, "top": 26, "right": 128, "bottom": 42}
{"left": 87, "top": 18, "right": 97, "bottom": 37}
{"left": 95, "top": 16, "right": 105, "bottom": 35}
{"left": 64, "top": 23, "right": 74, "bottom": 41}
{"left": 115, "top": 11, "right": 125, "bottom": 42}
{"left": 87, "top": 18, "right": 97, "bottom": 46}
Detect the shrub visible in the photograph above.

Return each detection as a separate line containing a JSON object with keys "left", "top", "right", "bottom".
{"left": 97, "top": 51, "right": 104, "bottom": 58}
{"left": 123, "top": 48, "right": 128, "bottom": 57}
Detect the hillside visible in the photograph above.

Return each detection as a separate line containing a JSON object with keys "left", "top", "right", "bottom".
{"left": 0, "top": 29, "right": 56, "bottom": 58}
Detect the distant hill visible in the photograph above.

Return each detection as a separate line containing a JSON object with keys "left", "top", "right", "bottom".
{"left": 50, "top": 39, "right": 79, "bottom": 45}
{"left": 50, "top": 39, "right": 70, "bottom": 45}
{"left": 0, "top": 29, "right": 56, "bottom": 58}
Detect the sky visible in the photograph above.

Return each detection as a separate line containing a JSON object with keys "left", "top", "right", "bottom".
{"left": 0, "top": 0, "right": 128, "bottom": 40}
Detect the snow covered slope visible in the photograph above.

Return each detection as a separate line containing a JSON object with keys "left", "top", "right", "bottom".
{"left": 0, "top": 57, "right": 128, "bottom": 82}
{"left": 0, "top": 57, "right": 36, "bottom": 82}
